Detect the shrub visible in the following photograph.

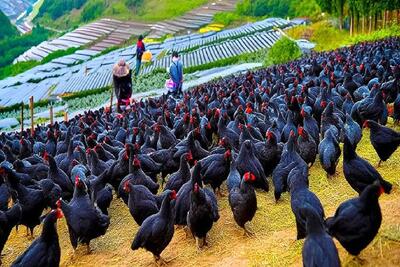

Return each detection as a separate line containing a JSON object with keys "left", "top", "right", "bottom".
{"left": 213, "top": 12, "right": 241, "bottom": 26}
{"left": 286, "top": 21, "right": 345, "bottom": 52}
{"left": 81, "top": 0, "right": 106, "bottom": 22}
{"left": 266, "top": 36, "right": 302, "bottom": 65}
{"left": 125, "top": 0, "right": 144, "bottom": 8}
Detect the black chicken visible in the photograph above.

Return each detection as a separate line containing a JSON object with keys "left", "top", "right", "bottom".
{"left": 254, "top": 130, "right": 282, "bottom": 176}
{"left": 45, "top": 152, "right": 73, "bottom": 200}
{"left": 301, "top": 207, "right": 340, "bottom": 267}
{"left": 364, "top": 120, "right": 400, "bottom": 166}
{"left": 236, "top": 140, "right": 269, "bottom": 191}
{"left": 131, "top": 190, "right": 176, "bottom": 265}
{"left": 200, "top": 149, "right": 232, "bottom": 195}
{"left": 228, "top": 172, "right": 257, "bottom": 236}
{"left": 11, "top": 208, "right": 63, "bottom": 267}
{"left": 164, "top": 153, "right": 192, "bottom": 192}
{"left": 118, "top": 156, "right": 159, "bottom": 203}
{"left": 318, "top": 129, "right": 341, "bottom": 178}
{"left": 289, "top": 167, "right": 324, "bottom": 240}
{"left": 187, "top": 182, "right": 219, "bottom": 248}
{"left": 1, "top": 166, "right": 45, "bottom": 237}
{"left": 343, "top": 136, "right": 392, "bottom": 194}
{"left": 59, "top": 177, "right": 110, "bottom": 253}
{"left": 326, "top": 183, "right": 383, "bottom": 255}
{"left": 124, "top": 181, "right": 167, "bottom": 226}
{"left": 297, "top": 127, "right": 317, "bottom": 167}
{"left": 0, "top": 203, "right": 22, "bottom": 264}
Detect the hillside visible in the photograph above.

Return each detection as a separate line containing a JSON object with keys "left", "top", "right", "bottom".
{"left": 36, "top": 0, "right": 210, "bottom": 30}
{"left": 0, "top": 10, "right": 18, "bottom": 40}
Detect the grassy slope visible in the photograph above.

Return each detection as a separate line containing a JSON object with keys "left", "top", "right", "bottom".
{"left": 286, "top": 21, "right": 400, "bottom": 52}
{"left": 3, "top": 119, "right": 400, "bottom": 267}
{"left": 37, "top": 0, "right": 210, "bottom": 30}
{"left": 0, "top": 11, "right": 18, "bottom": 40}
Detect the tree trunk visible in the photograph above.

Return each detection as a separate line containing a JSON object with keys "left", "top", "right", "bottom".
{"left": 397, "top": 10, "right": 400, "bottom": 24}
{"left": 355, "top": 12, "right": 359, "bottom": 34}
{"left": 383, "top": 10, "right": 386, "bottom": 28}
{"left": 369, "top": 15, "right": 372, "bottom": 33}
{"left": 362, "top": 16, "right": 365, "bottom": 33}
{"left": 339, "top": 15, "right": 343, "bottom": 30}
{"left": 386, "top": 10, "right": 389, "bottom": 26}
{"left": 396, "top": 9, "right": 400, "bottom": 24}
{"left": 350, "top": 15, "right": 354, "bottom": 36}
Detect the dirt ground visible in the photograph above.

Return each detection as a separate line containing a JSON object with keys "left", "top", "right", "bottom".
{"left": 2, "top": 121, "right": 400, "bottom": 267}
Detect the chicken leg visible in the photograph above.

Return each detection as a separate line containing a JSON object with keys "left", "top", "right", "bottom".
{"left": 183, "top": 226, "right": 192, "bottom": 238}
{"left": 243, "top": 225, "right": 255, "bottom": 237}
{"left": 86, "top": 243, "right": 92, "bottom": 254}
{"left": 195, "top": 236, "right": 208, "bottom": 249}
{"left": 154, "top": 255, "right": 172, "bottom": 266}
{"left": 216, "top": 187, "right": 226, "bottom": 197}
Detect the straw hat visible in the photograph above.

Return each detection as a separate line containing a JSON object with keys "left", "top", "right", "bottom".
{"left": 113, "top": 59, "right": 130, "bottom": 77}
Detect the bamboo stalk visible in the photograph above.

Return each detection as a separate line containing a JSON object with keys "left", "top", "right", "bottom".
{"left": 20, "top": 102, "right": 24, "bottom": 132}
{"left": 49, "top": 105, "right": 54, "bottom": 126}
{"left": 110, "top": 88, "right": 114, "bottom": 113}
{"left": 29, "top": 96, "right": 34, "bottom": 136}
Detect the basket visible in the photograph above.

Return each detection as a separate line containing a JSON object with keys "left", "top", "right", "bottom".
{"left": 142, "top": 50, "right": 152, "bottom": 62}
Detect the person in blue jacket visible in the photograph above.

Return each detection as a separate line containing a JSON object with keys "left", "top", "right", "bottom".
{"left": 168, "top": 51, "right": 183, "bottom": 97}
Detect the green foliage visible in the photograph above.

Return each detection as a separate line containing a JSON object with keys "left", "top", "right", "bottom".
{"left": 0, "top": 61, "right": 40, "bottom": 80}
{"left": 37, "top": 0, "right": 209, "bottom": 30}
{"left": 0, "top": 46, "right": 81, "bottom": 80}
{"left": 134, "top": 71, "right": 168, "bottom": 93}
{"left": 310, "top": 21, "right": 345, "bottom": 51}
{"left": 0, "top": 10, "right": 18, "bottom": 41}
{"left": 236, "top": 0, "right": 321, "bottom": 18}
{"left": 286, "top": 21, "right": 400, "bottom": 52}
{"left": 81, "top": 0, "right": 106, "bottom": 22}
{"left": 232, "top": 0, "right": 321, "bottom": 25}
{"left": 265, "top": 36, "right": 302, "bottom": 65}
{"left": 125, "top": 0, "right": 144, "bottom": 9}
{"left": 286, "top": 21, "right": 346, "bottom": 51}
{"left": 346, "top": 24, "right": 400, "bottom": 44}
{"left": 0, "top": 26, "right": 50, "bottom": 69}
{"left": 37, "top": 0, "right": 87, "bottom": 20}
{"left": 213, "top": 12, "right": 242, "bottom": 26}
{"left": 41, "top": 47, "right": 80, "bottom": 64}
{"left": 289, "top": 0, "right": 322, "bottom": 19}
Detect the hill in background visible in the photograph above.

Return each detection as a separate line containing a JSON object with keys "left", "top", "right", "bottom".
{"left": 0, "top": 10, "right": 18, "bottom": 41}
{"left": 35, "top": 0, "right": 209, "bottom": 30}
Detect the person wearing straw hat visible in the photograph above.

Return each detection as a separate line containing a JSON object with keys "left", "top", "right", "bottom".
{"left": 135, "top": 35, "right": 146, "bottom": 77}
{"left": 113, "top": 59, "right": 132, "bottom": 113}
{"left": 168, "top": 51, "right": 183, "bottom": 97}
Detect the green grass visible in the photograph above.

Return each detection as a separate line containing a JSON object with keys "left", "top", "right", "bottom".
{"left": 212, "top": 11, "right": 257, "bottom": 28}
{"left": 286, "top": 21, "right": 400, "bottom": 52}
{"left": 0, "top": 61, "right": 41, "bottom": 80}
{"left": 41, "top": 47, "right": 81, "bottom": 64}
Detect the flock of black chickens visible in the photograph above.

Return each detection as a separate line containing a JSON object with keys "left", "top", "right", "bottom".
{"left": 1, "top": 37, "right": 400, "bottom": 267}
